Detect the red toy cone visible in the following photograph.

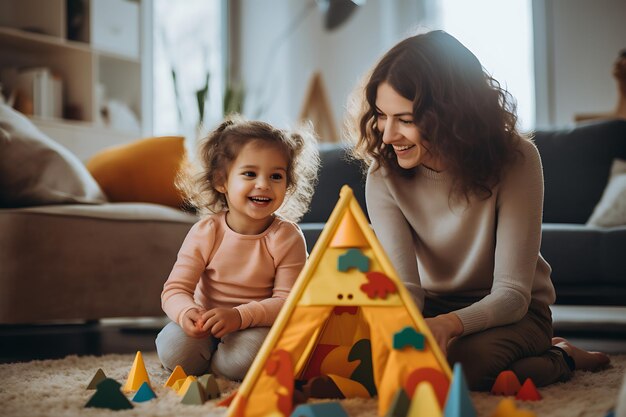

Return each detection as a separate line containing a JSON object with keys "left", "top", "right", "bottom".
{"left": 516, "top": 378, "right": 542, "bottom": 401}
{"left": 490, "top": 370, "right": 521, "bottom": 396}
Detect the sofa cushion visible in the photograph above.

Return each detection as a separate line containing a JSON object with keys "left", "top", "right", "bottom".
{"left": 541, "top": 223, "right": 626, "bottom": 288}
{"left": 86, "top": 136, "right": 186, "bottom": 208}
{"left": 587, "top": 158, "right": 626, "bottom": 227}
{"left": 0, "top": 203, "right": 197, "bottom": 324}
{"left": 0, "top": 103, "right": 106, "bottom": 208}
{"left": 300, "top": 144, "right": 367, "bottom": 223}
{"left": 533, "top": 119, "right": 626, "bottom": 224}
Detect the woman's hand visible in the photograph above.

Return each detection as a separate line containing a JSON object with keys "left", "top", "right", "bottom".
{"left": 181, "top": 307, "right": 210, "bottom": 338}
{"left": 425, "top": 313, "right": 464, "bottom": 356}
{"left": 201, "top": 308, "right": 242, "bottom": 339}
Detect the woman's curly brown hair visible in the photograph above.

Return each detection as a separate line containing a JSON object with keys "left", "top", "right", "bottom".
{"left": 346, "top": 30, "right": 522, "bottom": 201}
{"left": 177, "top": 114, "right": 320, "bottom": 222}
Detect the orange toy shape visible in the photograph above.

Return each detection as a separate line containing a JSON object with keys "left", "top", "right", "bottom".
{"left": 491, "top": 370, "right": 521, "bottom": 396}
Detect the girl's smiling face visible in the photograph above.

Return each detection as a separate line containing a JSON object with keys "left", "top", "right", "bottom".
{"left": 217, "top": 140, "right": 288, "bottom": 235}
{"left": 375, "top": 82, "right": 444, "bottom": 171}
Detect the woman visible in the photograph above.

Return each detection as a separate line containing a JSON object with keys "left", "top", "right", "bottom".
{"left": 347, "top": 30, "right": 609, "bottom": 390}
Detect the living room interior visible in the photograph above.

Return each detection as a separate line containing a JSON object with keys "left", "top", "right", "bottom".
{"left": 1, "top": 0, "right": 625, "bottom": 416}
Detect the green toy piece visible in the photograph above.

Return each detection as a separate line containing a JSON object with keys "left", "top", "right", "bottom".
{"left": 393, "top": 326, "right": 425, "bottom": 350}
{"left": 181, "top": 380, "right": 206, "bottom": 405}
{"left": 289, "top": 401, "right": 349, "bottom": 417}
{"left": 348, "top": 339, "right": 377, "bottom": 397}
{"left": 132, "top": 381, "right": 157, "bottom": 402}
{"left": 86, "top": 368, "right": 107, "bottom": 390}
{"left": 198, "top": 373, "right": 221, "bottom": 399}
{"left": 85, "top": 378, "right": 133, "bottom": 410}
{"left": 337, "top": 248, "right": 370, "bottom": 272}
{"left": 385, "top": 387, "right": 410, "bottom": 417}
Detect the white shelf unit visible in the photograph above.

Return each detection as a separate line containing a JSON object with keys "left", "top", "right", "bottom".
{"left": 0, "top": 0, "right": 151, "bottom": 157}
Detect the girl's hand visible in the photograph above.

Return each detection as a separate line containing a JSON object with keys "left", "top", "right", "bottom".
{"left": 425, "top": 313, "right": 464, "bottom": 356}
{"left": 181, "top": 308, "right": 210, "bottom": 338}
{"left": 201, "top": 308, "right": 242, "bottom": 339}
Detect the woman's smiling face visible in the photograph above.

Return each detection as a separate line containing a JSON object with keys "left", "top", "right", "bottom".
{"left": 375, "top": 82, "right": 443, "bottom": 171}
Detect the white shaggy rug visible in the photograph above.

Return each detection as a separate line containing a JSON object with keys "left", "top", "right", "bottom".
{"left": 0, "top": 352, "right": 624, "bottom": 417}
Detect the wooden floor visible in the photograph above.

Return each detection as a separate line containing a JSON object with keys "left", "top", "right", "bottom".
{"left": 1, "top": 307, "right": 625, "bottom": 364}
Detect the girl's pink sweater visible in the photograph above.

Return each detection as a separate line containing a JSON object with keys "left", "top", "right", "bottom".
{"left": 161, "top": 211, "right": 307, "bottom": 329}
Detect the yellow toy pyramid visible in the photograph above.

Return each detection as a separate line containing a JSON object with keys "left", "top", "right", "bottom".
{"left": 228, "top": 186, "right": 451, "bottom": 417}
{"left": 164, "top": 365, "right": 187, "bottom": 388}
{"left": 123, "top": 351, "right": 151, "bottom": 392}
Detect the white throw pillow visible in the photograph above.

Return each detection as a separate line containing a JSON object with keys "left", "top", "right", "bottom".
{"left": 586, "top": 158, "right": 626, "bottom": 227}
{"left": 0, "top": 103, "right": 107, "bottom": 207}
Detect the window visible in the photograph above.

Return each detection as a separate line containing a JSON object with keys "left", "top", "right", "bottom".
{"left": 438, "top": 0, "right": 535, "bottom": 131}
{"left": 152, "top": 0, "right": 225, "bottom": 136}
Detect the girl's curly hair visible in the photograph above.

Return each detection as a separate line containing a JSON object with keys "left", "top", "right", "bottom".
{"left": 177, "top": 114, "right": 319, "bottom": 223}
{"left": 346, "top": 30, "right": 522, "bottom": 201}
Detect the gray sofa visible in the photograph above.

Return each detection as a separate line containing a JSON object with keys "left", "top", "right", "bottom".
{"left": 534, "top": 119, "right": 626, "bottom": 305}
{"left": 1, "top": 116, "right": 623, "bottom": 325}
{"left": 0, "top": 103, "right": 198, "bottom": 324}
{"left": 0, "top": 204, "right": 196, "bottom": 324}
{"left": 301, "top": 119, "right": 626, "bottom": 306}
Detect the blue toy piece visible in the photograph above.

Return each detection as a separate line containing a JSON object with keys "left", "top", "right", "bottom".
{"left": 289, "top": 401, "right": 349, "bottom": 417}
{"left": 132, "top": 381, "right": 157, "bottom": 402}
{"left": 337, "top": 248, "right": 370, "bottom": 272}
{"left": 444, "top": 363, "right": 476, "bottom": 417}
{"left": 392, "top": 326, "right": 425, "bottom": 350}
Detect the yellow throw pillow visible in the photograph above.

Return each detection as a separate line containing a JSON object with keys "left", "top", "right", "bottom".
{"left": 86, "top": 136, "right": 186, "bottom": 208}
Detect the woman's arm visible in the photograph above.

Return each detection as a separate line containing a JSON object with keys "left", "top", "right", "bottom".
{"left": 454, "top": 140, "right": 545, "bottom": 335}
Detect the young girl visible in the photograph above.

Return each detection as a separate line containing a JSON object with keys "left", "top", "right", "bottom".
{"left": 156, "top": 115, "right": 319, "bottom": 380}
{"left": 347, "top": 30, "right": 610, "bottom": 390}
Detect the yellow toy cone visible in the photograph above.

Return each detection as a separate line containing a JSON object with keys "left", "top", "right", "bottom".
{"left": 407, "top": 382, "right": 442, "bottom": 417}
{"left": 164, "top": 365, "right": 187, "bottom": 388}
{"left": 123, "top": 351, "right": 151, "bottom": 392}
{"left": 178, "top": 376, "right": 198, "bottom": 396}
{"left": 171, "top": 378, "right": 186, "bottom": 393}
{"left": 329, "top": 209, "right": 368, "bottom": 248}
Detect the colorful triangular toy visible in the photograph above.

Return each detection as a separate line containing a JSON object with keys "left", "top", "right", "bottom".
{"left": 227, "top": 186, "right": 452, "bottom": 417}
{"left": 444, "top": 363, "right": 477, "bottom": 417}
{"left": 178, "top": 376, "right": 198, "bottom": 396}
{"left": 164, "top": 365, "right": 187, "bottom": 388}
{"left": 132, "top": 381, "right": 157, "bottom": 402}
{"left": 490, "top": 398, "right": 536, "bottom": 417}
{"left": 85, "top": 378, "right": 133, "bottom": 410}
{"left": 86, "top": 368, "right": 107, "bottom": 390}
{"left": 407, "top": 382, "right": 443, "bottom": 417}
{"left": 123, "top": 351, "right": 151, "bottom": 392}
{"left": 289, "top": 401, "right": 349, "bottom": 417}
{"left": 198, "top": 373, "right": 221, "bottom": 399}
{"left": 491, "top": 370, "right": 521, "bottom": 396}
{"left": 515, "top": 378, "right": 541, "bottom": 401}
{"left": 181, "top": 380, "right": 206, "bottom": 405}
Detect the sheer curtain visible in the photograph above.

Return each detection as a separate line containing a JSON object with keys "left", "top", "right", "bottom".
{"left": 437, "top": 0, "right": 535, "bottom": 132}
{"left": 152, "top": 0, "right": 225, "bottom": 138}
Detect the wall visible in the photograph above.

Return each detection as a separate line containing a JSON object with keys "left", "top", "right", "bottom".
{"left": 235, "top": 0, "right": 626, "bottom": 133}
{"left": 535, "top": 0, "right": 626, "bottom": 127}
{"left": 234, "top": 0, "right": 434, "bottom": 139}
